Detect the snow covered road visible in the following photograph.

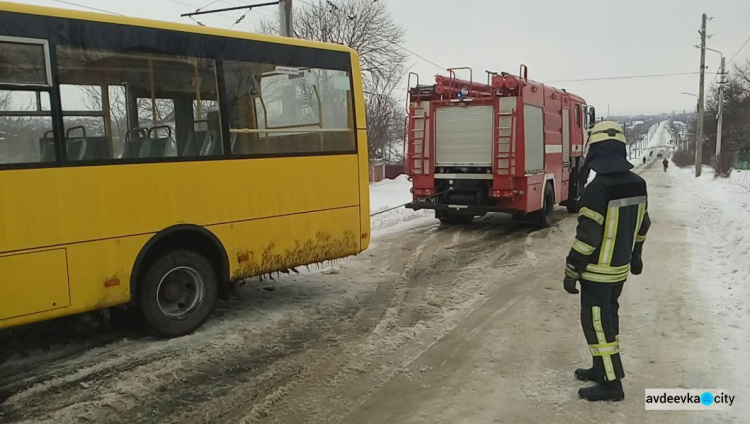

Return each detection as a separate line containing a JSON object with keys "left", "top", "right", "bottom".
{"left": 1, "top": 165, "right": 749, "bottom": 423}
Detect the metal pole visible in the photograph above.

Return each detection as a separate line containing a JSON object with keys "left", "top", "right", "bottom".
{"left": 695, "top": 13, "right": 707, "bottom": 177}
{"left": 279, "top": 0, "right": 293, "bottom": 37}
{"left": 716, "top": 56, "right": 725, "bottom": 162}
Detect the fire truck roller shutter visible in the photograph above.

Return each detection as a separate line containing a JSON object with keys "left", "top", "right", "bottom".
{"left": 435, "top": 105, "right": 494, "bottom": 167}
{"left": 524, "top": 104, "right": 544, "bottom": 172}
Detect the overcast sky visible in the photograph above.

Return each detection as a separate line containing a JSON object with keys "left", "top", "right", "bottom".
{"left": 24, "top": 0, "right": 750, "bottom": 116}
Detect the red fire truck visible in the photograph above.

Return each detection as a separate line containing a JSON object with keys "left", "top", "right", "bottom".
{"left": 405, "top": 66, "right": 596, "bottom": 227}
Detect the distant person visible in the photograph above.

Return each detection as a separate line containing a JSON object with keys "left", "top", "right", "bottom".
{"left": 563, "top": 121, "right": 651, "bottom": 402}
{"left": 642, "top": 157, "right": 646, "bottom": 165}
{"left": 662, "top": 158, "right": 668, "bottom": 172}
{"left": 650, "top": 150, "right": 654, "bottom": 158}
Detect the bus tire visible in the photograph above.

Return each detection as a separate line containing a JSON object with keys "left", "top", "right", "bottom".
{"left": 537, "top": 183, "right": 554, "bottom": 228}
{"left": 139, "top": 249, "right": 218, "bottom": 338}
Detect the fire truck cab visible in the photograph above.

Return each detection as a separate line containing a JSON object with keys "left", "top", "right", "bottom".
{"left": 405, "top": 66, "right": 595, "bottom": 227}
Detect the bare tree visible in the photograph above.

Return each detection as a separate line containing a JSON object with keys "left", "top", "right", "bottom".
{"left": 696, "top": 60, "right": 750, "bottom": 175}
{"left": 258, "top": 0, "right": 408, "bottom": 162}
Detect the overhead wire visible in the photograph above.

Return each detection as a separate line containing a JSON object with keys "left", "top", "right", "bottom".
{"left": 51, "top": 0, "right": 125, "bottom": 16}
{"left": 297, "top": 0, "right": 446, "bottom": 71}
{"left": 548, "top": 72, "right": 701, "bottom": 83}
{"left": 728, "top": 34, "right": 750, "bottom": 64}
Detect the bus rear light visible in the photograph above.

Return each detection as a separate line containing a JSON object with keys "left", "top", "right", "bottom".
{"left": 361, "top": 232, "right": 369, "bottom": 239}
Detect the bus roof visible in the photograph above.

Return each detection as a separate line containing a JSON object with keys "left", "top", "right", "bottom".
{"left": 0, "top": 1, "right": 357, "bottom": 56}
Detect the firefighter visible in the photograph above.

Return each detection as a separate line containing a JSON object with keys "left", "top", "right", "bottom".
{"left": 563, "top": 121, "right": 651, "bottom": 401}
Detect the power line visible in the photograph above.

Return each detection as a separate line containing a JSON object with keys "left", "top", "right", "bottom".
{"left": 729, "top": 34, "right": 750, "bottom": 63}
{"left": 196, "top": 0, "right": 223, "bottom": 11}
{"left": 181, "top": 1, "right": 279, "bottom": 18}
{"left": 387, "top": 41, "right": 446, "bottom": 71}
{"left": 296, "top": 0, "right": 448, "bottom": 71}
{"left": 548, "top": 71, "right": 700, "bottom": 83}
{"left": 169, "top": 0, "right": 237, "bottom": 21}
{"left": 219, "top": 0, "right": 275, "bottom": 18}
{"left": 51, "top": 0, "right": 125, "bottom": 16}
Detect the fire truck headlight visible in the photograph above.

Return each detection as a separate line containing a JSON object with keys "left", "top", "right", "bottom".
{"left": 460, "top": 87, "right": 469, "bottom": 96}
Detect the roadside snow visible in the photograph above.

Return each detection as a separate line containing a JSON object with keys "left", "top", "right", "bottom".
{"left": 369, "top": 174, "right": 433, "bottom": 235}
{"left": 369, "top": 175, "right": 411, "bottom": 214}
{"left": 670, "top": 166, "right": 750, "bottom": 402}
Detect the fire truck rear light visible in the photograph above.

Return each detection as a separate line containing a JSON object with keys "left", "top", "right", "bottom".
{"left": 491, "top": 190, "right": 513, "bottom": 198}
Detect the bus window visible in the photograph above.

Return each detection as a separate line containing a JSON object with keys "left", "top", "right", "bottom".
{"left": 0, "top": 38, "right": 54, "bottom": 165}
{"left": 0, "top": 90, "right": 54, "bottom": 164}
{"left": 55, "top": 46, "right": 223, "bottom": 161}
{"left": 223, "top": 61, "right": 355, "bottom": 156}
{"left": 0, "top": 39, "right": 50, "bottom": 85}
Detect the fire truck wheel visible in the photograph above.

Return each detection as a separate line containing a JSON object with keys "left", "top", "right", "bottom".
{"left": 537, "top": 184, "right": 554, "bottom": 228}
{"left": 565, "top": 198, "right": 580, "bottom": 213}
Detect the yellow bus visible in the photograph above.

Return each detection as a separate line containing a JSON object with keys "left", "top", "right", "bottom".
{"left": 0, "top": 2, "right": 370, "bottom": 337}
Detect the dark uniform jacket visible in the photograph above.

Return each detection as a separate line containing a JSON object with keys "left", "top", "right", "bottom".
{"left": 566, "top": 171, "right": 651, "bottom": 283}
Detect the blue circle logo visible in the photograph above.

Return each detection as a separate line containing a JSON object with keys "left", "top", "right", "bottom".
{"left": 701, "top": 392, "right": 714, "bottom": 406}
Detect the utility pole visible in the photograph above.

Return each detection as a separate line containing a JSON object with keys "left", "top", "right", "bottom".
{"left": 279, "top": 0, "right": 293, "bottom": 37}
{"left": 695, "top": 13, "right": 707, "bottom": 177}
{"left": 716, "top": 56, "right": 725, "bottom": 163}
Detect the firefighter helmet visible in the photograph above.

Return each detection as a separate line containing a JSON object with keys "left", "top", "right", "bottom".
{"left": 587, "top": 121, "right": 626, "bottom": 146}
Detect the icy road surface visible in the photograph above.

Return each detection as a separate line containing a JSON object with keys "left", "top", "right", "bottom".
{"left": 1, "top": 161, "right": 749, "bottom": 423}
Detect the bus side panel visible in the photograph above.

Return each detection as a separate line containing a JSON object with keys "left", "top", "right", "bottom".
{"left": 0, "top": 235, "right": 145, "bottom": 329}
{"left": 211, "top": 206, "right": 361, "bottom": 281}
{"left": 0, "top": 249, "right": 70, "bottom": 321}
{"left": 0, "top": 156, "right": 362, "bottom": 255}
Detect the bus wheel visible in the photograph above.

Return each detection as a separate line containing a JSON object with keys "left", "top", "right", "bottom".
{"left": 139, "top": 250, "right": 218, "bottom": 337}
{"left": 537, "top": 184, "right": 554, "bottom": 228}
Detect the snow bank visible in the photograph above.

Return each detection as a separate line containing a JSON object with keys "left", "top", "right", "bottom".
{"left": 370, "top": 174, "right": 411, "bottom": 214}
{"left": 369, "top": 174, "right": 433, "bottom": 234}
{"left": 673, "top": 167, "right": 750, "bottom": 344}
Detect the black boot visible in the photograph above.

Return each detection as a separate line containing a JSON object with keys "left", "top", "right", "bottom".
{"left": 578, "top": 380, "right": 625, "bottom": 402}
{"left": 574, "top": 367, "right": 597, "bottom": 382}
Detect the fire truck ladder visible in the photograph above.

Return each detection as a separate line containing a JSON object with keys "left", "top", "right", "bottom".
{"left": 406, "top": 72, "right": 429, "bottom": 175}
{"left": 496, "top": 106, "right": 515, "bottom": 176}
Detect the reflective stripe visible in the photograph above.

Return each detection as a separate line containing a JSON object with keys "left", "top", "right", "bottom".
{"left": 589, "top": 341, "right": 619, "bottom": 356}
{"left": 599, "top": 206, "right": 620, "bottom": 266}
{"left": 581, "top": 271, "right": 628, "bottom": 283}
{"left": 579, "top": 207, "right": 604, "bottom": 225}
{"left": 633, "top": 202, "right": 647, "bottom": 248}
{"left": 572, "top": 239, "right": 596, "bottom": 255}
{"left": 585, "top": 263, "right": 629, "bottom": 275}
{"left": 566, "top": 267, "right": 580, "bottom": 278}
{"left": 607, "top": 195, "right": 648, "bottom": 208}
{"left": 592, "top": 306, "right": 616, "bottom": 381}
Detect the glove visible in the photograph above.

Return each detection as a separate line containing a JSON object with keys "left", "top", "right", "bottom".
{"left": 563, "top": 276, "right": 579, "bottom": 294}
{"left": 630, "top": 255, "right": 643, "bottom": 275}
